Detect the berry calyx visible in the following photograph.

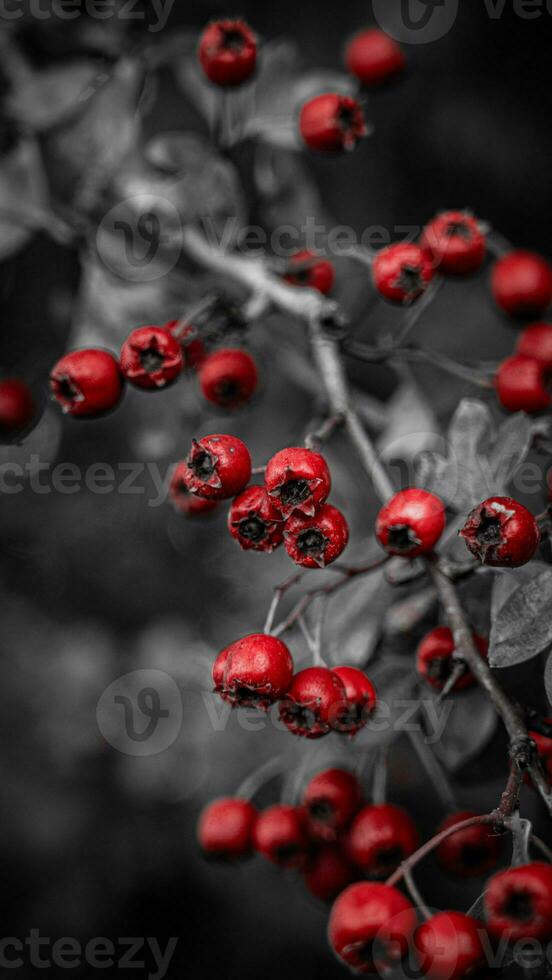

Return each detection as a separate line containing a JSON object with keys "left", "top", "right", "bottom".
{"left": 373, "top": 243, "right": 434, "bottom": 304}
{"left": 416, "top": 627, "right": 488, "bottom": 693}
{"left": 50, "top": 348, "right": 124, "bottom": 418}
{"left": 516, "top": 321, "right": 552, "bottom": 369}
{"left": 331, "top": 666, "right": 377, "bottom": 735}
{"left": 420, "top": 210, "right": 486, "bottom": 276}
{"left": 299, "top": 93, "right": 367, "bottom": 153}
{"left": 198, "top": 19, "right": 257, "bottom": 87}
{"left": 346, "top": 803, "right": 419, "bottom": 879}
{"left": 376, "top": 488, "right": 446, "bottom": 558}
{"left": 0, "top": 379, "right": 36, "bottom": 438}
{"left": 496, "top": 354, "right": 550, "bottom": 414}
{"left": 212, "top": 633, "right": 294, "bottom": 710}
{"left": 176, "top": 433, "right": 252, "bottom": 500}
{"left": 484, "top": 862, "right": 552, "bottom": 942}
{"left": 305, "top": 846, "right": 358, "bottom": 902}
{"left": 279, "top": 667, "right": 347, "bottom": 739}
{"left": 169, "top": 468, "right": 219, "bottom": 516}
{"left": 284, "top": 503, "right": 349, "bottom": 568}
{"left": 436, "top": 812, "right": 503, "bottom": 879}
{"left": 119, "top": 325, "right": 183, "bottom": 390}
{"left": 228, "top": 485, "right": 284, "bottom": 553}
{"left": 283, "top": 249, "right": 335, "bottom": 295}
{"left": 459, "top": 496, "right": 540, "bottom": 567}
{"left": 491, "top": 250, "right": 552, "bottom": 319}
{"left": 302, "top": 768, "right": 364, "bottom": 842}
{"left": 345, "top": 28, "right": 405, "bottom": 87}
{"left": 197, "top": 797, "right": 257, "bottom": 861}
{"left": 198, "top": 348, "right": 258, "bottom": 409}
{"left": 328, "top": 881, "right": 417, "bottom": 973}
{"left": 253, "top": 805, "right": 308, "bottom": 868}
{"left": 415, "top": 911, "right": 486, "bottom": 980}
{"left": 264, "top": 447, "right": 331, "bottom": 519}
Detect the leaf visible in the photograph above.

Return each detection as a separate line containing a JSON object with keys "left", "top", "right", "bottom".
{"left": 489, "top": 566, "right": 552, "bottom": 668}
{"left": 489, "top": 413, "right": 534, "bottom": 489}
{"left": 431, "top": 688, "right": 497, "bottom": 771}
{"left": 377, "top": 381, "right": 440, "bottom": 464}
{"left": 545, "top": 653, "right": 552, "bottom": 706}
{"left": 325, "top": 569, "right": 391, "bottom": 667}
{"left": 7, "top": 60, "right": 100, "bottom": 131}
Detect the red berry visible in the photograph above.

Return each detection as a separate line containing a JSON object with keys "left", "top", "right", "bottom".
{"left": 346, "top": 803, "right": 419, "bottom": 878}
{"left": 119, "top": 325, "right": 183, "bottom": 390}
{"left": 517, "top": 322, "right": 552, "bottom": 369}
{"left": 331, "top": 666, "right": 377, "bottom": 735}
{"left": 198, "top": 348, "right": 258, "bottom": 409}
{"left": 283, "top": 250, "right": 335, "bottom": 295}
{"left": 212, "top": 633, "right": 293, "bottom": 709}
{"left": 529, "top": 724, "right": 552, "bottom": 785}
{"left": 415, "top": 912, "right": 486, "bottom": 980}
{"left": 0, "top": 379, "right": 36, "bottom": 437}
{"left": 253, "top": 805, "right": 308, "bottom": 868}
{"left": 491, "top": 250, "right": 552, "bottom": 319}
{"left": 279, "top": 667, "right": 347, "bottom": 739}
{"left": 484, "top": 862, "right": 552, "bottom": 942}
{"left": 436, "top": 812, "right": 503, "bottom": 879}
{"left": 264, "top": 447, "right": 331, "bottom": 519}
{"left": 373, "top": 243, "right": 434, "bottom": 304}
{"left": 305, "top": 845, "right": 358, "bottom": 902}
{"left": 227, "top": 485, "right": 284, "bottom": 553}
{"left": 284, "top": 503, "right": 349, "bottom": 569}
{"left": 303, "top": 768, "right": 364, "bottom": 842}
{"left": 420, "top": 211, "right": 486, "bottom": 276}
{"left": 496, "top": 354, "right": 550, "bottom": 414}
{"left": 166, "top": 320, "right": 205, "bottom": 369}
{"left": 376, "top": 488, "right": 446, "bottom": 558}
{"left": 169, "top": 469, "right": 219, "bottom": 517}
{"left": 50, "top": 348, "right": 123, "bottom": 418}
{"left": 176, "top": 433, "right": 251, "bottom": 500}
{"left": 328, "top": 881, "right": 417, "bottom": 973}
{"left": 459, "top": 495, "right": 540, "bottom": 567}
{"left": 416, "top": 627, "right": 488, "bottom": 693}
{"left": 299, "top": 93, "right": 367, "bottom": 153}
{"left": 197, "top": 797, "right": 257, "bottom": 861}
{"left": 345, "top": 28, "right": 405, "bottom": 87}
{"left": 198, "top": 19, "right": 257, "bottom": 87}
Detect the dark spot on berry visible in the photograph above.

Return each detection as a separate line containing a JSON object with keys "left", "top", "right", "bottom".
{"left": 238, "top": 516, "right": 267, "bottom": 542}
{"left": 279, "top": 479, "right": 310, "bottom": 507}
{"left": 308, "top": 800, "right": 335, "bottom": 824}
{"left": 214, "top": 379, "right": 241, "bottom": 403}
{"left": 281, "top": 700, "right": 317, "bottom": 733}
{"left": 502, "top": 889, "right": 534, "bottom": 923}
{"left": 139, "top": 345, "right": 165, "bottom": 374}
{"left": 374, "top": 846, "right": 403, "bottom": 871}
{"left": 297, "top": 528, "right": 327, "bottom": 558}
{"left": 56, "top": 376, "right": 79, "bottom": 402}
{"left": 387, "top": 523, "right": 419, "bottom": 553}
{"left": 445, "top": 220, "right": 473, "bottom": 241}
{"left": 337, "top": 102, "right": 357, "bottom": 131}
{"left": 426, "top": 656, "right": 453, "bottom": 684}
{"left": 398, "top": 264, "right": 423, "bottom": 295}
{"left": 231, "top": 685, "right": 267, "bottom": 707}
{"left": 476, "top": 512, "right": 503, "bottom": 546}
{"left": 334, "top": 702, "right": 363, "bottom": 729}
{"left": 222, "top": 28, "right": 246, "bottom": 52}
{"left": 190, "top": 450, "right": 216, "bottom": 479}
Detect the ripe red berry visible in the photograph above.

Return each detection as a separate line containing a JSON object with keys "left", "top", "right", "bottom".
{"left": 303, "top": 768, "right": 364, "bottom": 842}
{"left": 198, "top": 348, "right": 258, "bottom": 409}
{"left": 420, "top": 211, "right": 487, "bottom": 276}
{"left": 331, "top": 666, "right": 377, "bottom": 735}
{"left": 346, "top": 803, "right": 419, "bottom": 879}
{"left": 415, "top": 912, "right": 486, "bottom": 980}
{"left": 284, "top": 503, "right": 349, "bottom": 568}
{"left": 165, "top": 320, "right": 205, "bottom": 369}
{"left": 283, "top": 250, "right": 335, "bottom": 295}
{"left": 496, "top": 354, "right": 550, "bottom": 414}
{"left": 459, "top": 496, "right": 540, "bottom": 567}
{"left": 376, "top": 488, "right": 446, "bottom": 558}
{"left": 264, "top": 447, "right": 331, "bottom": 519}
{"left": 305, "top": 845, "right": 358, "bottom": 902}
{"left": 227, "top": 485, "right": 284, "bottom": 553}
{"left": 198, "top": 19, "right": 257, "bottom": 87}
{"left": 197, "top": 797, "right": 257, "bottom": 861}
{"left": 299, "top": 93, "right": 367, "bottom": 152}
{"left": 253, "top": 805, "right": 308, "bottom": 868}
{"left": 416, "top": 627, "right": 488, "bottom": 693}
{"left": 516, "top": 322, "right": 552, "bottom": 369}
{"left": 345, "top": 28, "right": 405, "bottom": 87}
{"left": 279, "top": 667, "right": 347, "bottom": 739}
{"left": 328, "top": 881, "right": 417, "bottom": 973}
{"left": 436, "top": 812, "right": 503, "bottom": 879}
{"left": 212, "top": 633, "right": 294, "bottom": 709}
{"left": 169, "top": 469, "right": 219, "bottom": 517}
{"left": 176, "top": 434, "right": 251, "bottom": 500}
{"left": 0, "top": 379, "right": 36, "bottom": 437}
{"left": 484, "top": 862, "right": 552, "bottom": 942}
{"left": 491, "top": 250, "right": 552, "bottom": 319}
{"left": 119, "top": 325, "right": 183, "bottom": 390}
{"left": 50, "top": 348, "right": 124, "bottom": 418}
{"left": 529, "top": 724, "right": 552, "bottom": 785}
{"left": 373, "top": 243, "right": 434, "bottom": 304}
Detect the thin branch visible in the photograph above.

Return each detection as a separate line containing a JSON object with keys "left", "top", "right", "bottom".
{"left": 404, "top": 868, "right": 431, "bottom": 920}
{"left": 387, "top": 814, "right": 493, "bottom": 887}
{"left": 392, "top": 275, "right": 444, "bottom": 348}
{"left": 407, "top": 727, "right": 458, "bottom": 813}
{"left": 344, "top": 340, "right": 494, "bottom": 389}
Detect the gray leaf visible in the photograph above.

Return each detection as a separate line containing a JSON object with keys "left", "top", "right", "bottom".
{"left": 490, "top": 413, "right": 534, "bottom": 492}
{"left": 325, "top": 569, "right": 390, "bottom": 667}
{"left": 545, "top": 653, "right": 552, "bottom": 706}
{"left": 489, "top": 567, "right": 552, "bottom": 668}
{"left": 432, "top": 688, "right": 497, "bottom": 771}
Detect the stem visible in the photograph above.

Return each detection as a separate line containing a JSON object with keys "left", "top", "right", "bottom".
{"left": 404, "top": 868, "right": 431, "bottom": 920}
{"left": 392, "top": 276, "right": 443, "bottom": 348}
{"left": 407, "top": 728, "right": 458, "bottom": 813}
{"left": 235, "top": 754, "right": 287, "bottom": 800}
{"left": 345, "top": 340, "right": 494, "bottom": 389}
{"left": 387, "top": 814, "right": 493, "bottom": 887}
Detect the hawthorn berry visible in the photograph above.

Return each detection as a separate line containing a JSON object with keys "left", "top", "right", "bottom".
{"left": 302, "top": 768, "right": 363, "bottom": 842}
{"left": 197, "top": 797, "right": 257, "bottom": 861}
{"left": 227, "top": 485, "right": 283, "bottom": 553}
{"left": 299, "top": 93, "right": 367, "bottom": 152}
{"left": 265, "top": 447, "right": 331, "bottom": 519}
{"left": 416, "top": 627, "right": 488, "bottom": 693}
{"left": 305, "top": 845, "right": 358, "bottom": 902}
{"left": 198, "top": 19, "right": 257, "bottom": 87}
{"left": 436, "top": 812, "right": 503, "bottom": 879}
{"left": 166, "top": 320, "right": 205, "bottom": 369}
{"left": 212, "top": 633, "right": 294, "bottom": 710}
{"left": 119, "top": 325, "right": 183, "bottom": 390}
{"left": 331, "top": 666, "right": 377, "bottom": 735}
{"left": 516, "top": 321, "right": 552, "bottom": 369}
{"left": 283, "top": 249, "right": 335, "bottom": 295}
{"left": 421, "top": 211, "right": 486, "bottom": 276}
{"left": 496, "top": 354, "right": 550, "bottom": 414}
{"left": 376, "top": 488, "right": 446, "bottom": 558}
{"left": 328, "top": 881, "right": 417, "bottom": 973}
{"left": 176, "top": 434, "right": 252, "bottom": 500}
{"left": 279, "top": 667, "right": 347, "bottom": 739}
{"left": 484, "top": 862, "right": 552, "bottom": 942}
{"left": 415, "top": 912, "right": 486, "bottom": 980}
{"left": 253, "top": 804, "right": 308, "bottom": 868}
{"left": 169, "top": 469, "right": 219, "bottom": 517}
{"left": 529, "top": 721, "right": 552, "bottom": 779}
{"left": 373, "top": 242, "right": 434, "bottom": 304}
{"left": 346, "top": 803, "right": 419, "bottom": 879}
{"left": 198, "top": 348, "right": 258, "bottom": 409}
{"left": 345, "top": 28, "right": 405, "bottom": 87}
{"left": 491, "top": 250, "right": 552, "bottom": 319}
{"left": 460, "top": 496, "right": 540, "bottom": 567}
{"left": 0, "top": 379, "right": 36, "bottom": 437}
{"left": 50, "top": 348, "right": 124, "bottom": 418}
{"left": 284, "top": 503, "right": 349, "bottom": 568}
